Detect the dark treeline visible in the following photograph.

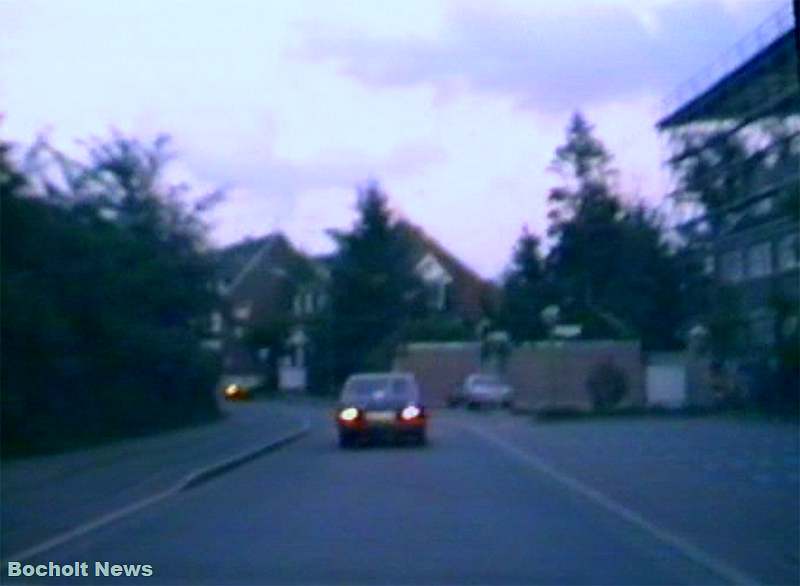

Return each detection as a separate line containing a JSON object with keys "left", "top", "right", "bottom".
{"left": 1, "top": 135, "right": 221, "bottom": 455}
{"left": 313, "top": 112, "right": 797, "bottom": 413}
{"left": 304, "top": 114, "right": 701, "bottom": 390}
{"left": 498, "top": 113, "right": 699, "bottom": 349}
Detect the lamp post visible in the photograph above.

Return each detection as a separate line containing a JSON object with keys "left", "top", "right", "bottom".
{"left": 541, "top": 305, "right": 561, "bottom": 410}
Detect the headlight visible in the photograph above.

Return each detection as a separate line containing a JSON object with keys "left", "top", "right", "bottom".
{"left": 339, "top": 407, "right": 359, "bottom": 421}
{"left": 225, "top": 385, "right": 238, "bottom": 396}
{"left": 401, "top": 405, "right": 422, "bottom": 420}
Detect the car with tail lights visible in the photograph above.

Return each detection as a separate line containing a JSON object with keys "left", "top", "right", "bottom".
{"left": 335, "top": 372, "right": 427, "bottom": 448}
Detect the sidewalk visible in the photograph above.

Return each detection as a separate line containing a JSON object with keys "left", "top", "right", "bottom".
{"left": 0, "top": 400, "right": 308, "bottom": 560}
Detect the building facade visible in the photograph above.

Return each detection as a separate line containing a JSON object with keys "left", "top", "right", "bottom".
{"left": 657, "top": 4, "right": 799, "bottom": 405}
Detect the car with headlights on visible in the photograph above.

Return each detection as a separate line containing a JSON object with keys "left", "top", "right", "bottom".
{"left": 336, "top": 373, "right": 427, "bottom": 448}
{"left": 452, "top": 373, "right": 514, "bottom": 409}
{"left": 223, "top": 383, "right": 251, "bottom": 401}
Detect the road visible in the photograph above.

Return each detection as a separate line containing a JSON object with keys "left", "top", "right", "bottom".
{"left": 6, "top": 406, "right": 799, "bottom": 585}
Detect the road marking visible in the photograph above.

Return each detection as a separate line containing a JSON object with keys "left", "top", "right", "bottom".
{"left": 3, "top": 422, "right": 309, "bottom": 565}
{"left": 463, "top": 422, "right": 761, "bottom": 586}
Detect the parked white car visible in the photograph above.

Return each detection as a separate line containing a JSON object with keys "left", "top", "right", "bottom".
{"left": 449, "top": 374, "right": 514, "bottom": 409}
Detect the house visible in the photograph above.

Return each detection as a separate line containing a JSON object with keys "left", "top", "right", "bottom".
{"left": 206, "top": 233, "right": 328, "bottom": 391}
{"left": 398, "top": 220, "right": 499, "bottom": 327}
{"left": 656, "top": 5, "right": 799, "bottom": 403}
{"left": 207, "top": 223, "right": 498, "bottom": 393}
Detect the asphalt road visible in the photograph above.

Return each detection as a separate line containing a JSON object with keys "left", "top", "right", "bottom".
{"left": 8, "top": 407, "right": 798, "bottom": 585}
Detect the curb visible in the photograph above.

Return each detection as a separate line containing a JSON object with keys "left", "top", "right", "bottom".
{"left": 180, "top": 422, "right": 310, "bottom": 491}
{"left": 3, "top": 421, "right": 310, "bottom": 564}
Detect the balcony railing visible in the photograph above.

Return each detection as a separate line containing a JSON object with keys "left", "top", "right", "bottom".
{"left": 661, "top": 3, "right": 794, "bottom": 117}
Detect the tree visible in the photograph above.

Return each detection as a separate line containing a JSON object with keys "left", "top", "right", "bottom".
{"left": 327, "top": 182, "right": 425, "bottom": 381}
{"left": 550, "top": 112, "right": 617, "bottom": 198}
{"left": 544, "top": 113, "right": 687, "bottom": 349}
{"left": 1, "top": 134, "right": 222, "bottom": 454}
{"left": 245, "top": 318, "right": 293, "bottom": 392}
{"left": 500, "top": 227, "right": 548, "bottom": 342}
{"left": 669, "top": 130, "right": 756, "bottom": 235}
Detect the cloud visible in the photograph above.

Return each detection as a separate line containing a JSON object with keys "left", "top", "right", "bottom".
{"left": 298, "top": 1, "right": 782, "bottom": 114}
{"left": 180, "top": 138, "right": 447, "bottom": 200}
{"left": 180, "top": 137, "right": 448, "bottom": 250}
{"left": 1, "top": 0, "right": 785, "bottom": 278}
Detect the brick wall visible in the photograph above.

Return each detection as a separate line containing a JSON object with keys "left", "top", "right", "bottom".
{"left": 508, "top": 341, "right": 645, "bottom": 413}
{"left": 395, "top": 340, "right": 646, "bottom": 412}
{"left": 394, "top": 343, "right": 482, "bottom": 407}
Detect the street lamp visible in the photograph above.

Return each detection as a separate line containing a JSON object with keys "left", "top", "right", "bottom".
{"left": 540, "top": 305, "right": 561, "bottom": 410}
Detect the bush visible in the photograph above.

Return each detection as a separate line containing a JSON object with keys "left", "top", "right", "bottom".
{"left": 1, "top": 136, "right": 222, "bottom": 455}
{"left": 586, "top": 360, "right": 628, "bottom": 411}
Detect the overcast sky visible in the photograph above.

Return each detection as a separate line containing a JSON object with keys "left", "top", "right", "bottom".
{"left": 0, "top": 0, "right": 787, "bottom": 278}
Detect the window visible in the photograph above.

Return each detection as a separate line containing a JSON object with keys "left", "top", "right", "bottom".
{"left": 98, "top": 207, "right": 118, "bottom": 221}
{"left": 201, "top": 339, "right": 222, "bottom": 352}
{"left": 293, "top": 294, "right": 303, "bottom": 317}
{"left": 724, "top": 212, "right": 742, "bottom": 230}
{"left": 746, "top": 242, "right": 772, "bottom": 279}
{"left": 703, "top": 254, "right": 715, "bottom": 276}
{"left": 233, "top": 326, "right": 244, "bottom": 339}
{"left": 753, "top": 196, "right": 773, "bottom": 217}
{"left": 210, "top": 312, "right": 223, "bottom": 333}
{"left": 778, "top": 233, "right": 799, "bottom": 271}
{"left": 720, "top": 250, "right": 743, "bottom": 283}
{"left": 782, "top": 315, "right": 799, "bottom": 339}
{"left": 217, "top": 279, "right": 231, "bottom": 295}
{"left": 436, "top": 282, "right": 447, "bottom": 310}
{"left": 342, "top": 375, "right": 419, "bottom": 402}
{"left": 233, "top": 302, "right": 251, "bottom": 321}
{"left": 426, "top": 282, "right": 447, "bottom": 310}
{"left": 305, "top": 292, "right": 314, "bottom": 314}
{"left": 750, "top": 310, "right": 775, "bottom": 346}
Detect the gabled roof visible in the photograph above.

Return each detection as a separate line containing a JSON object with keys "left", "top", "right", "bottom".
{"left": 396, "top": 220, "right": 487, "bottom": 287}
{"left": 396, "top": 220, "right": 500, "bottom": 318}
{"left": 215, "top": 222, "right": 498, "bottom": 319}
{"left": 216, "top": 234, "right": 282, "bottom": 285}
{"left": 217, "top": 233, "right": 328, "bottom": 297}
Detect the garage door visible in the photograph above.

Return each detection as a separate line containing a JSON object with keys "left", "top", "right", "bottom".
{"left": 646, "top": 364, "right": 686, "bottom": 408}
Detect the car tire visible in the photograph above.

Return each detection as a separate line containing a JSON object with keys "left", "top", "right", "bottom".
{"left": 467, "top": 401, "right": 479, "bottom": 411}
{"left": 414, "top": 432, "right": 427, "bottom": 447}
{"left": 338, "top": 434, "right": 355, "bottom": 449}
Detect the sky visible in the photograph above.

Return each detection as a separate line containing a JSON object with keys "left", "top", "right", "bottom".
{"left": 0, "top": 0, "right": 788, "bottom": 279}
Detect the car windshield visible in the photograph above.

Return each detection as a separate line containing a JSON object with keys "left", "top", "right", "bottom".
{"left": 342, "top": 375, "right": 418, "bottom": 401}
